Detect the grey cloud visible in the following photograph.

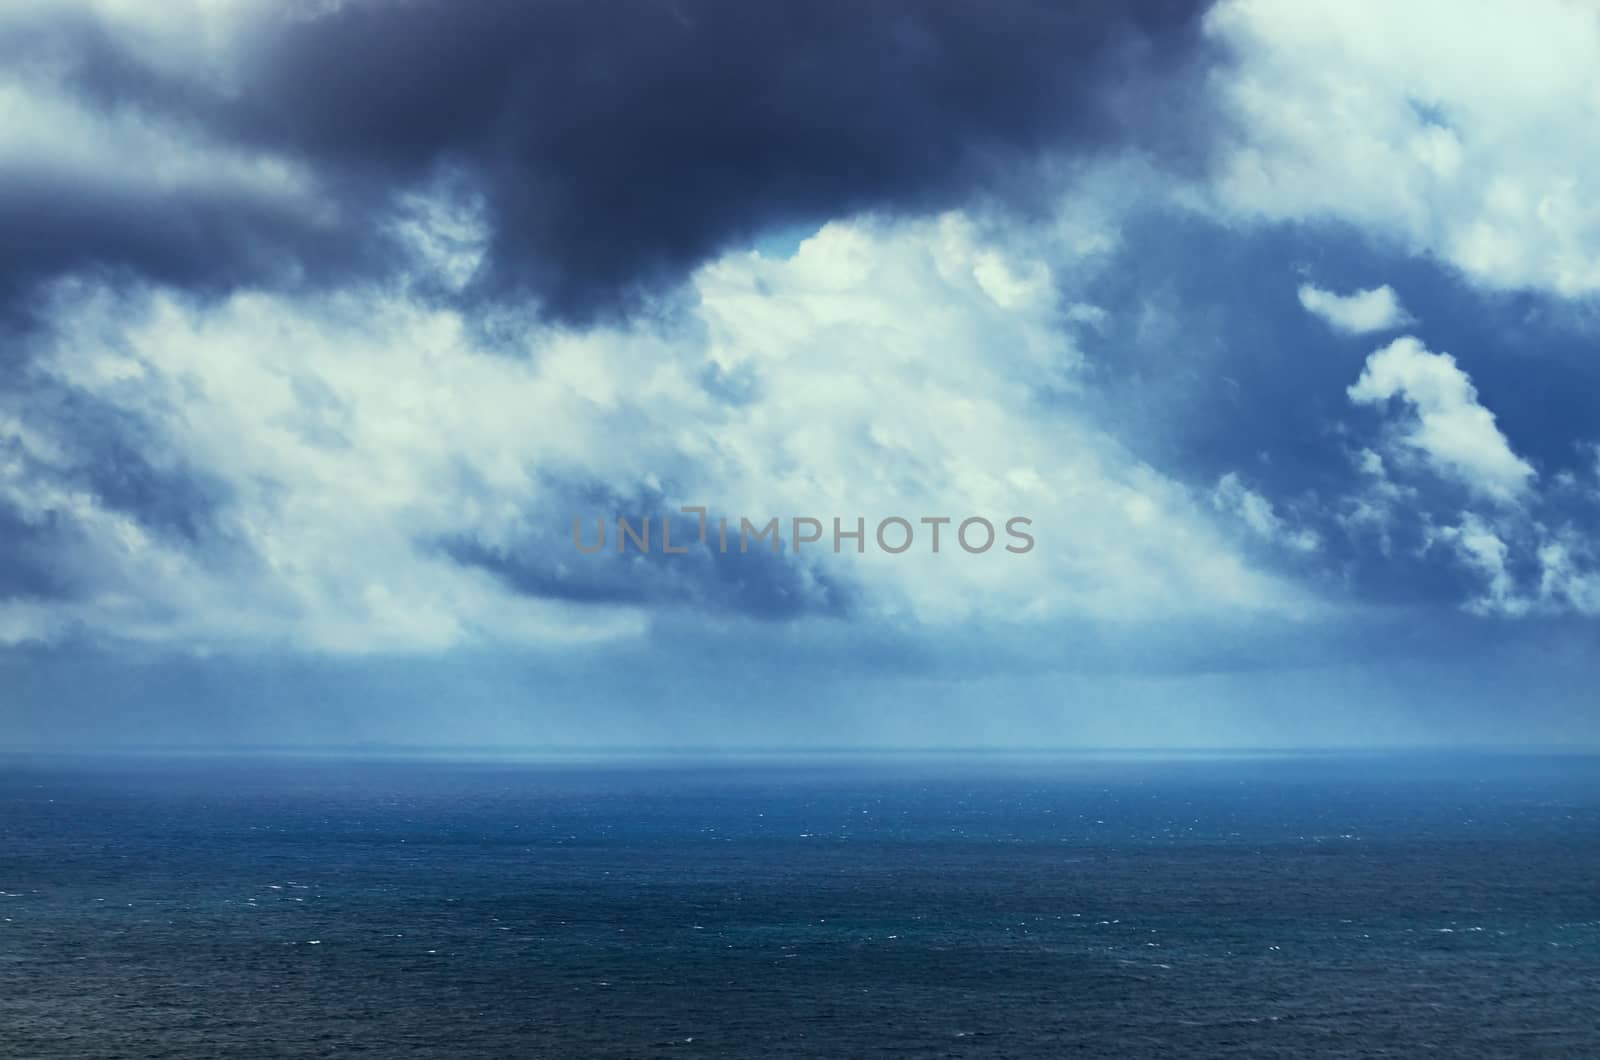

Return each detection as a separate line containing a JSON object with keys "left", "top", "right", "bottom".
{"left": 441, "top": 497, "right": 855, "bottom": 621}
{"left": 1, "top": 0, "right": 1221, "bottom": 322}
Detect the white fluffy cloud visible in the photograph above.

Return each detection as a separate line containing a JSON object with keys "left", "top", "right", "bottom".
{"left": 1427, "top": 514, "right": 1527, "bottom": 617}
{"left": 1424, "top": 512, "right": 1600, "bottom": 620}
{"left": 1348, "top": 336, "right": 1535, "bottom": 504}
{"left": 1207, "top": 0, "right": 1600, "bottom": 296}
{"left": 1297, "top": 283, "right": 1413, "bottom": 334}
{"left": 4, "top": 209, "right": 1314, "bottom": 652}
{"left": 1211, "top": 472, "right": 1320, "bottom": 553}
{"left": 1535, "top": 531, "right": 1600, "bottom": 615}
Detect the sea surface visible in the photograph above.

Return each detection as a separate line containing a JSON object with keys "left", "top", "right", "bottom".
{"left": 1, "top": 751, "right": 1597, "bottom": 1058}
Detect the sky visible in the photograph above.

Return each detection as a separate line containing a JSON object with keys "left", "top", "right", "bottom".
{"left": 3, "top": 0, "right": 1600, "bottom": 749}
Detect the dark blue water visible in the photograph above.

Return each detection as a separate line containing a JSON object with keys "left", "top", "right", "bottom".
{"left": 2, "top": 752, "right": 1598, "bottom": 1057}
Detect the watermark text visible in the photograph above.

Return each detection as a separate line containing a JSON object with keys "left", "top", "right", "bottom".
{"left": 573, "top": 508, "right": 1034, "bottom": 555}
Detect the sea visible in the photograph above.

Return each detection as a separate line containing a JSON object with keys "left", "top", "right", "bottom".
{"left": 1, "top": 751, "right": 1597, "bottom": 1058}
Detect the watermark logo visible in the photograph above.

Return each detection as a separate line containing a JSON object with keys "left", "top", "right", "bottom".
{"left": 574, "top": 507, "right": 1033, "bottom": 555}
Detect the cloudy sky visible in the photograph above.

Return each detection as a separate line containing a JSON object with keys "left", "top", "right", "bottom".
{"left": 4, "top": 0, "right": 1599, "bottom": 749}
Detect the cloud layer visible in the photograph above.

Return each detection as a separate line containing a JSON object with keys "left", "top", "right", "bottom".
{"left": 4, "top": 209, "right": 1312, "bottom": 653}
{"left": 5, "top": 0, "right": 1600, "bottom": 747}
{"left": 0, "top": 0, "right": 1218, "bottom": 323}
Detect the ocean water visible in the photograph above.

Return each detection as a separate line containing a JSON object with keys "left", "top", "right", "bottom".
{"left": 1, "top": 752, "right": 1597, "bottom": 1058}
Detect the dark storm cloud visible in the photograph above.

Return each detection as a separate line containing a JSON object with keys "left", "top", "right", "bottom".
{"left": 441, "top": 498, "right": 855, "bottom": 620}
{"left": 2, "top": 0, "right": 1220, "bottom": 322}
{"left": 0, "top": 504, "right": 79, "bottom": 601}
{"left": 0, "top": 174, "right": 365, "bottom": 329}
{"left": 21, "top": 384, "right": 231, "bottom": 542}
{"left": 0, "top": 2, "right": 369, "bottom": 326}
{"left": 0, "top": 364, "right": 232, "bottom": 600}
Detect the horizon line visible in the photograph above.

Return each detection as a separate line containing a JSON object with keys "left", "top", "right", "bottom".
{"left": 3, "top": 743, "right": 1596, "bottom": 758}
